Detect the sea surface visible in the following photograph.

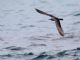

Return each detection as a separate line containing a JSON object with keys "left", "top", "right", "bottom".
{"left": 0, "top": 0, "right": 80, "bottom": 60}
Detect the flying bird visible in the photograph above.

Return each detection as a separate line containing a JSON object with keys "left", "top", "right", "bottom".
{"left": 35, "top": 9, "right": 64, "bottom": 36}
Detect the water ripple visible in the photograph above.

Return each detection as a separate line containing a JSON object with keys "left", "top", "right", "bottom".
{"left": 4, "top": 46, "right": 26, "bottom": 51}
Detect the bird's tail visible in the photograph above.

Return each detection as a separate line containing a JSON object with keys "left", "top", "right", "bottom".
{"left": 49, "top": 18, "right": 63, "bottom": 21}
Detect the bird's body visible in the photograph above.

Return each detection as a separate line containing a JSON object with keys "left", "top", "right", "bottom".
{"left": 35, "top": 9, "right": 64, "bottom": 36}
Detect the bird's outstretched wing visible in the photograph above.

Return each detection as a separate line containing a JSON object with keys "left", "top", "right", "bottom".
{"left": 55, "top": 19, "right": 64, "bottom": 36}
{"left": 35, "top": 8, "right": 53, "bottom": 17}
{"left": 35, "top": 8, "right": 64, "bottom": 36}
{"left": 35, "top": 8, "right": 63, "bottom": 20}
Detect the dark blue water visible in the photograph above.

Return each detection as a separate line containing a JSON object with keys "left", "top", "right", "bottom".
{"left": 0, "top": 47, "right": 80, "bottom": 60}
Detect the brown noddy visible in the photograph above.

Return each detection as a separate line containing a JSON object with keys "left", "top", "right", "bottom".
{"left": 35, "top": 9, "right": 64, "bottom": 36}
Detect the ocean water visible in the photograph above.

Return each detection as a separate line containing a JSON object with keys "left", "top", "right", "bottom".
{"left": 0, "top": 0, "right": 80, "bottom": 60}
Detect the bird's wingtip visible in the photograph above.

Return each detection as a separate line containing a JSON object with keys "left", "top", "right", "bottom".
{"left": 35, "top": 8, "right": 39, "bottom": 11}
{"left": 35, "top": 8, "right": 38, "bottom": 11}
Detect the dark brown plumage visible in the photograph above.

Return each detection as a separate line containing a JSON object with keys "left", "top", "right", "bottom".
{"left": 35, "top": 8, "right": 64, "bottom": 36}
